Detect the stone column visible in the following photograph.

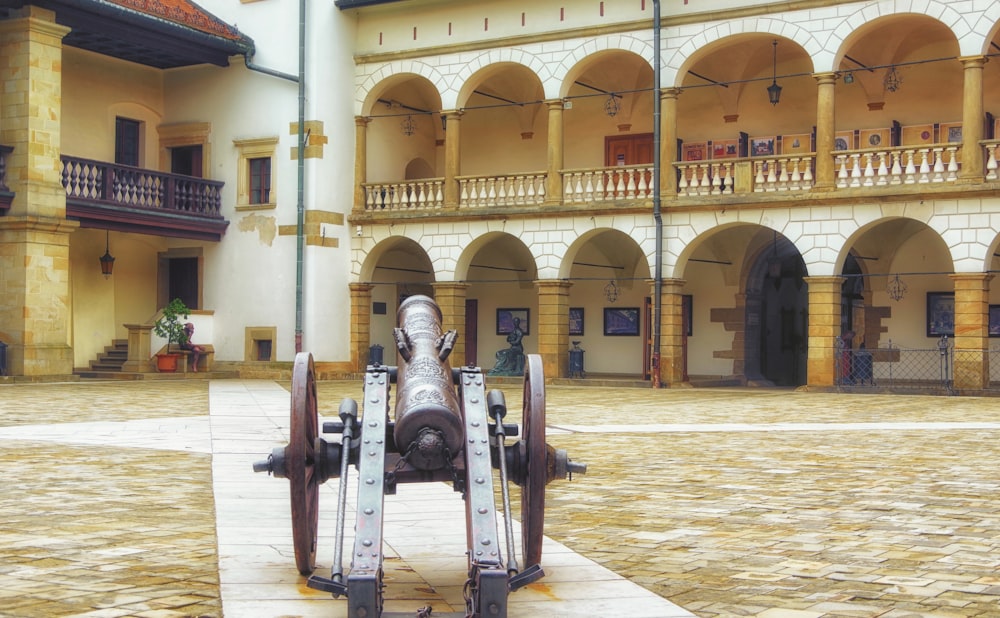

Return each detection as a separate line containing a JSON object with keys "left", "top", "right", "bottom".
{"left": 804, "top": 276, "right": 844, "bottom": 387}
{"left": 544, "top": 100, "right": 564, "bottom": 206}
{"left": 535, "top": 280, "right": 573, "bottom": 379}
{"left": 0, "top": 8, "right": 76, "bottom": 377}
{"left": 660, "top": 88, "right": 681, "bottom": 199}
{"left": 431, "top": 282, "right": 469, "bottom": 368}
{"left": 958, "top": 56, "right": 986, "bottom": 183}
{"left": 443, "top": 110, "right": 463, "bottom": 209}
{"left": 655, "top": 278, "right": 687, "bottom": 386}
{"left": 950, "top": 273, "right": 991, "bottom": 391}
{"left": 349, "top": 283, "right": 375, "bottom": 372}
{"left": 353, "top": 116, "right": 369, "bottom": 210}
{"left": 812, "top": 73, "right": 837, "bottom": 191}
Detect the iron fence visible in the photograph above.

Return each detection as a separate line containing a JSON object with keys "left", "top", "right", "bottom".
{"left": 837, "top": 338, "right": 1000, "bottom": 395}
{"left": 837, "top": 337, "right": 952, "bottom": 394}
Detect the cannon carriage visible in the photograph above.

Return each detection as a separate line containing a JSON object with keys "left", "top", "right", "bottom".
{"left": 254, "top": 295, "right": 586, "bottom": 617}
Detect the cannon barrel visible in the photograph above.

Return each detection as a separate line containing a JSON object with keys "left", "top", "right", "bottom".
{"left": 392, "top": 295, "right": 465, "bottom": 470}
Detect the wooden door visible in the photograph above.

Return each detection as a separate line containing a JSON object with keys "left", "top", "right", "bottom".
{"left": 605, "top": 134, "right": 653, "bottom": 197}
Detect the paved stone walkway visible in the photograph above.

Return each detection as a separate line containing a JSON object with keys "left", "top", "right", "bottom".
{"left": 1, "top": 380, "right": 999, "bottom": 617}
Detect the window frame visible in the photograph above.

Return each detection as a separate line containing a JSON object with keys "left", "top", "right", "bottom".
{"left": 234, "top": 137, "right": 279, "bottom": 210}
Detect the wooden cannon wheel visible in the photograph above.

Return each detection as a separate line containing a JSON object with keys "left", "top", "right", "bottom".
{"left": 288, "top": 352, "right": 319, "bottom": 575}
{"left": 521, "top": 353, "right": 547, "bottom": 567}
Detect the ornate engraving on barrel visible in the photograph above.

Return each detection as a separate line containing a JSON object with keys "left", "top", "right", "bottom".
{"left": 392, "top": 295, "right": 465, "bottom": 470}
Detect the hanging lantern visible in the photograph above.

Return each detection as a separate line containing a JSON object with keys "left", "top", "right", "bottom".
{"left": 767, "top": 40, "right": 782, "bottom": 105}
{"left": 604, "top": 279, "right": 620, "bottom": 303}
{"left": 99, "top": 230, "right": 115, "bottom": 279}
{"left": 886, "top": 273, "right": 907, "bottom": 301}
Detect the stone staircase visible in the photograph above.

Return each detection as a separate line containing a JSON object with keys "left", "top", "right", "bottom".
{"left": 74, "top": 339, "right": 135, "bottom": 379}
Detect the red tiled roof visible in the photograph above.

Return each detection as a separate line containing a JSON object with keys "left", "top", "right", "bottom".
{"left": 106, "top": 0, "right": 243, "bottom": 40}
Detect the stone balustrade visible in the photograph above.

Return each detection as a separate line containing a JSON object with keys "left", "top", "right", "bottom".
{"left": 459, "top": 172, "right": 547, "bottom": 208}
{"left": 362, "top": 179, "right": 445, "bottom": 211}
{"left": 834, "top": 144, "right": 961, "bottom": 188}
{"left": 562, "top": 165, "right": 654, "bottom": 204}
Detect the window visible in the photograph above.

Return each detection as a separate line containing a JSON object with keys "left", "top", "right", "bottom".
{"left": 234, "top": 137, "right": 279, "bottom": 209}
{"left": 249, "top": 157, "right": 272, "bottom": 204}
{"left": 245, "top": 327, "right": 277, "bottom": 361}
{"left": 115, "top": 117, "right": 141, "bottom": 167}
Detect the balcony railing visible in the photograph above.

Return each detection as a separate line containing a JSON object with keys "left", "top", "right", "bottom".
{"left": 362, "top": 179, "right": 445, "bottom": 211}
{"left": 562, "top": 165, "right": 654, "bottom": 204}
{"left": 61, "top": 155, "right": 223, "bottom": 217}
{"left": 834, "top": 143, "right": 961, "bottom": 188}
{"left": 355, "top": 143, "right": 999, "bottom": 215}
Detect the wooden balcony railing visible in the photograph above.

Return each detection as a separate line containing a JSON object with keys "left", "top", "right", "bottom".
{"left": 61, "top": 155, "right": 223, "bottom": 217}
{"left": 834, "top": 144, "right": 961, "bottom": 187}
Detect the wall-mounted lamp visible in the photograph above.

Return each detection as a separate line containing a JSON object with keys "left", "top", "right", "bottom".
{"left": 767, "top": 40, "right": 782, "bottom": 105}
{"left": 99, "top": 230, "right": 115, "bottom": 279}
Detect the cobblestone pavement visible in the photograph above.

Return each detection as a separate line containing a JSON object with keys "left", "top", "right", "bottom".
{"left": 2, "top": 380, "right": 1000, "bottom": 617}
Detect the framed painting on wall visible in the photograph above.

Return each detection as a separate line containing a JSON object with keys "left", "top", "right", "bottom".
{"left": 496, "top": 308, "right": 529, "bottom": 336}
{"left": 901, "top": 124, "right": 934, "bottom": 145}
{"left": 939, "top": 122, "right": 962, "bottom": 143}
{"left": 682, "top": 142, "right": 707, "bottom": 161}
{"left": 780, "top": 133, "right": 811, "bottom": 155}
{"left": 568, "top": 307, "right": 584, "bottom": 336}
{"left": 750, "top": 136, "right": 775, "bottom": 157}
{"left": 603, "top": 307, "right": 640, "bottom": 336}
{"left": 926, "top": 292, "right": 954, "bottom": 337}
{"left": 834, "top": 130, "right": 854, "bottom": 151}
{"left": 711, "top": 139, "right": 739, "bottom": 159}
{"left": 682, "top": 294, "right": 693, "bottom": 336}
{"left": 990, "top": 305, "right": 1000, "bottom": 337}
{"left": 859, "top": 128, "right": 890, "bottom": 149}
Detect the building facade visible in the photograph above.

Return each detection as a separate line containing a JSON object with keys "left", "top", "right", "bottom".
{"left": 2, "top": 0, "right": 1000, "bottom": 394}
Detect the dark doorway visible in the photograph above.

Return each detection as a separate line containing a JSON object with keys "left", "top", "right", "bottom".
{"left": 168, "top": 257, "right": 199, "bottom": 310}
{"left": 115, "top": 117, "right": 141, "bottom": 167}
{"left": 170, "top": 146, "right": 203, "bottom": 177}
{"left": 465, "top": 299, "right": 478, "bottom": 367}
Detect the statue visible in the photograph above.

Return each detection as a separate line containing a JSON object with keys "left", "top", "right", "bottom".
{"left": 488, "top": 317, "right": 525, "bottom": 376}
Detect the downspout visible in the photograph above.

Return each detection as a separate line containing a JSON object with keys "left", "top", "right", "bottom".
{"left": 241, "top": 5, "right": 305, "bottom": 354}
{"left": 294, "top": 0, "right": 306, "bottom": 353}
{"left": 652, "top": 0, "right": 663, "bottom": 387}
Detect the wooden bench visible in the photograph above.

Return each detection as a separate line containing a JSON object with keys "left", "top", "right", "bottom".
{"left": 177, "top": 344, "right": 215, "bottom": 373}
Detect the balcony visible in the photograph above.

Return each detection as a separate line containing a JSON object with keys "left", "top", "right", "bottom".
{"left": 61, "top": 155, "right": 229, "bottom": 241}
{"left": 353, "top": 142, "right": 1000, "bottom": 220}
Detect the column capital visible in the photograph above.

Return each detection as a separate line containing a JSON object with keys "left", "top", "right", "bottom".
{"left": 660, "top": 87, "right": 682, "bottom": 100}
{"left": 349, "top": 282, "right": 375, "bottom": 293}
{"left": 958, "top": 55, "right": 988, "bottom": 69}
{"left": 355, "top": 116, "right": 371, "bottom": 127}
{"left": 545, "top": 99, "right": 565, "bottom": 110}
{"left": 949, "top": 272, "right": 994, "bottom": 285}
{"left": 534, "top": 279, "right": 573, "bottom": 293}
{"left": 442, "top": 109, "right": 465, "bottom": 120}
{"left": 813, "top": 72, "right": 838, "bottom": 85}
{"left": 431, "top": 281, "right": 470, "bottom": 293}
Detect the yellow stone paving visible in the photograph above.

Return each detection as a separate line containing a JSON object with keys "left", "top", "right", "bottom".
{"left": 2, "top": 381, "right": 1000, "bottom": 617}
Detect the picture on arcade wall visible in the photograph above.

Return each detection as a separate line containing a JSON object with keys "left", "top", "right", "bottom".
{"left": 568, "top": 307, "right": 585, "bottom": 336}
{"left": 926, "top": 292, "right": 954, "bottom": 337}
{"left": 496, "top": 308, "right": 529, "bottom": 336}
{"left": 603, "top": 307, "right": 640, "bottom": 336}
{"left": 990, "top": 305, "right": 1000, "bottom": 337}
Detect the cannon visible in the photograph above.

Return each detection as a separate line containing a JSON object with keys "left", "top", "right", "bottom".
{"left": 253, "top": 295, "right": 586, "bottom": 617}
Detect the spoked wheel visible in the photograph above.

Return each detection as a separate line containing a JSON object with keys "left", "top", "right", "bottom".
{"left": 521, "top": 354, "right": 547, "bottom": 567}
{"left": 288, "top": 352, "right": 319, "bottom": 575}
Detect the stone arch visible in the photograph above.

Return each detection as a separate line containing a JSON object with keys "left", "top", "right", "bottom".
{"left": 826, "top": 1, "right": 971, "bottom": 70}
{"left": 664, "top": 21, "right": 819, "bottom": 87}
{"left": 357, "top": 61, "right": 447, "bottom": 116}
{"left": 557, "top": 34, "right": 654, "bottom": 98}
{"left": 451, "top": 49, "right": 552, "bottom": 107}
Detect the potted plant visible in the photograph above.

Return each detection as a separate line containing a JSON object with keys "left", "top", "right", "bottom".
{"left": 152, "top": 298, "right": 190, "bottom": 372}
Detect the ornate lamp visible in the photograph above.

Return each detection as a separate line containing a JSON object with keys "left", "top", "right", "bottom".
{"left": 400, "top": 114, "right": 416, "bottom": 136}
{"left": 884, "top": 65, "right": 902, "bottom": 92}
{"left": 99, "top": 230, "right": 115, "bottom": 279}
{"left": 767, "top": 40, "right": 782, "bottom": 105}
{"left": 604, "top": 94, "right": 621, "bottom": 118}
